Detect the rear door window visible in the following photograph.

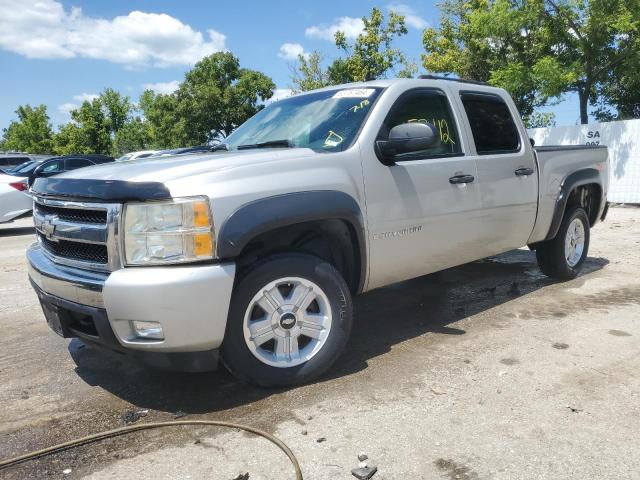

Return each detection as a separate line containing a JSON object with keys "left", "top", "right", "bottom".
{"left": 460, "top": 92, "right": 520, "bottom": 154}
{"left": 41, "top": 160, "right": 64, "bottom": 173}
{"left": 65, "top": 158, "right": 93, "bottom": 170}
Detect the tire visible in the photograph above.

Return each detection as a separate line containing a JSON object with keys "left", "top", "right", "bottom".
{"left": 221, "top": 253, "right": 353, "bottom": 387}
{"left": 536, "top": 207, "right": 590, "bottom": 280}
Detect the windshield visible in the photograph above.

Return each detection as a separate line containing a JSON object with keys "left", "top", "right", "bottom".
{"left": 9, "top": 160, "right": 42, "bottom": 175}
{"left": 223, "top": 87, "right": 383, "bottom": 152}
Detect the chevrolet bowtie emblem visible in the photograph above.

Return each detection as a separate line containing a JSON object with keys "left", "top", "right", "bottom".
{"left": 40, "top": 216, "right": 57, "bottom": 240}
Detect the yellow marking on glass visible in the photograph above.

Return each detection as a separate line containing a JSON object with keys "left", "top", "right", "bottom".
{"left": 324, "top": 130, "right": 344, "bottom": 147}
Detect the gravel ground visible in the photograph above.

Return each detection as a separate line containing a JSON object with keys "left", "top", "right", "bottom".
{"left": 1, "top": 207, "right": 639, "bottom": 480}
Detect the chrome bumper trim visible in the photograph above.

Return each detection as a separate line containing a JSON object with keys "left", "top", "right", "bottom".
{"left": 27, "top": 243, "right": 107, "bottom": 308}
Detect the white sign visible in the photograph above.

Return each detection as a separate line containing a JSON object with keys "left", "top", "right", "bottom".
{"left": 529, "top": 119, "right": 640, "bottom": 204}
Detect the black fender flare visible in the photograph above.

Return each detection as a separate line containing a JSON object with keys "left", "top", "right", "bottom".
{"left": 217, "top": 190, "right": 367, "bottom": 290}
{"left": 545, "top": 168, "right": 603, "bottom": 241}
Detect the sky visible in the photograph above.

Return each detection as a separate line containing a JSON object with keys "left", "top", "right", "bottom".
{"left": 0, "top": 0, "right": 585, "bottom": 132}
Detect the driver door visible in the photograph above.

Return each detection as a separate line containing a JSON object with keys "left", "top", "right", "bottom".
{"left": 362, "top": 88, "right": 486, "bottom": 289}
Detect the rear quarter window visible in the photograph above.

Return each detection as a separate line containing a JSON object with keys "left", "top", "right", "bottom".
{"left": 460, "top": 93, "right": 520, "bottom": 154}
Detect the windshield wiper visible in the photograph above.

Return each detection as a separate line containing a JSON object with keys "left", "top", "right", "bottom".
{"left": 211, "top": 143, "right": 229, "bottom": 151}
{"left": 236, "top": 139, "right": 293, "bottom": 150}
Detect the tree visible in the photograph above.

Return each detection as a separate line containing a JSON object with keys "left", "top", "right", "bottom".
{"left": 335, "top": 7, "right": 409, "bottom": 82}
{"left": 112, "top": 117, "right": 152, "bottom": 156}
{"left": 290, "top": 51, "right": 332, "bottom": 92}
{"left": 594, "top": 35, "right": 640, "bottom": 120}
{"left": 53, "top": 98, "right": 111, "bottom": 155}
{"left": 541, "top": 0, "right": 639, "bottom": 124}
{"left": 100, "top": 88, "right": 132, "bottom": 136}
{"left": 422, "top": 0, "right": 640, "bottom": 125}
{"left": 290, "top": 8, "right": 412, "bottom": 92}
{"left": 0, "top": 105, "right": 53, "bottom": 153}
{"left": 140, "top": 52, "right": 275, "bottom": 145}
{"left": 176, "top": 52, "right": 275, "bottom": 142}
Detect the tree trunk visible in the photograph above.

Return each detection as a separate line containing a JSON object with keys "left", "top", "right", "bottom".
{"left": 578, "top": 90, "right": 589, "bottom": 125}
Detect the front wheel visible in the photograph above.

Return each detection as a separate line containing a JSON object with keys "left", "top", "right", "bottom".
{"left": 221, "top": 254, "right": 353, "bottom": 387}
{"left": 536, "top": 207, "right": 590, "bottom": 280}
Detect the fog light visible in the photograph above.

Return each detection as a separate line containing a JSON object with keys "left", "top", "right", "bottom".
{"left": 132, "top": 321, "right": 164, "bottom": 340}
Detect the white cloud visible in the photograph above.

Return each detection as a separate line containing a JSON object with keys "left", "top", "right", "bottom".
{"left": 386, "top": 3, "right": 428, "bottom": 29}
{"left": 73, "top": 92, "right": 99, "bottom": 102}
{"left": 0, "top": 0, "right": 227, "bottom": 68}
{"left": 57, "top": 92, "right": 99, "bottom": 114}
{"left": 278, "top": 43, "right": 308, "bottom": 61}
{"left": 58, "top": 103, "right": 77, "bottom": 114}
{"left": 143, "top": 80, "right": 180, "bottom": 94}
{"left": 268, "top": 88, "right": 294, "bottom": 103}
{"left": 305, "top": 17, "right": 364, "bottom": 41}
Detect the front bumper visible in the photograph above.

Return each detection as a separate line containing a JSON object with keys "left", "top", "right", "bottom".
{"left": 27, "top": 244, "right": 236, "bottom": 370}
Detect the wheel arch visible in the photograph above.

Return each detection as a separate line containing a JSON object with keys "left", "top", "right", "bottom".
{"left": 216, "top": 191, "right": 367, "bottom": 293}
{"left": 544, "top": 168, "right": 604, "bottom": 241}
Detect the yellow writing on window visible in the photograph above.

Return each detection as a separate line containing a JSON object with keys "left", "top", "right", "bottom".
{"left": 406, "top": 118, "right": 456, "bottom": 145}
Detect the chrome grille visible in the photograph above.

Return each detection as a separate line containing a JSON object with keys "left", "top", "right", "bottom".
{"left": 34, "top": 203, "right": 107, "bottom": 224}
{"left": 38, "top": 234, "right": 109, "bottom": 264}
{"left": 33, "top": 197, "right": 122, "bottom": 272}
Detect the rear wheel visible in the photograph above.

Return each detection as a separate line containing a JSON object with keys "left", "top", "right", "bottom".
{"left": 536, "top": 207, "right": 590, "bottom": 280}
{"left": 222, "top": 253, "right": 352, "bottom": 387}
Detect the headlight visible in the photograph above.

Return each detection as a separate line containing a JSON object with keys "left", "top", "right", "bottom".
{"left": 123, "top": 197, "right": 215, "bottom": 265}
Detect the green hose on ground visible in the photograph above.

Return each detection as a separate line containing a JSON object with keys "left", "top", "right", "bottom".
{"left": 0, "top": 420, "right": 303, "bottom": 479}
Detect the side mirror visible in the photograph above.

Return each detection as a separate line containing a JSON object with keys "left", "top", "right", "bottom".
{"left": 376, "top": 122, "right": 439, "bottom": 165}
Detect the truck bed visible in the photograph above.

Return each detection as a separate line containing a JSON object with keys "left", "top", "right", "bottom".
{"left": 528, "top": 145, "right": 608, "bottom": 244}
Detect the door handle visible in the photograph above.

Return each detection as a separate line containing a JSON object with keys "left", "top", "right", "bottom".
{"left": 449, "top": 174, "right": 475, "bottom": 184}
{"left": 515, "top": 167, "right": 534, "bottom": 176}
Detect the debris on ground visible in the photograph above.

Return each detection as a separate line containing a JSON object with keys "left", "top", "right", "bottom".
{"left": 430, "top": 387, "right": 447, "bottom": 395}
{"left": 567, "top": 406, "right": 583, "bottom": 413}
{"left": 316, "top": 437, "right": 326, "bottom": 443}
{"left": 173, "top": 410, "right": 187, "bottom": 419}
{"left": 62, "top": 468, "right": 72, "bottom": 475}
{"left": 351, "top": 465, "right": 377, "bottom": 479}
{"left": 358, "top": 453, "right": 368, "bottom": 462}
{"left": 552, "top": 342, "right": 569, "bottom": 350}
{"left": 121, "top": 409, "right": 149, "bottom": 424}
{"left": 301, "top": 430, "right": 308, "bottom": 435}
{"left": 231, "top": 473, "right": 249, "bottom": 480}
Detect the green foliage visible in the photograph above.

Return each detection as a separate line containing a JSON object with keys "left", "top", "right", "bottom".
{"left": 113, "top": 118, "right": 152, "bottom": 156}
{"left": 525, "top": 111, "right": 557, "bottom": 128}
{"left": 291, "top": 8, "right": 411, "bottom": 91}
{"left": 0, "top": 105, "right": 53, "bottom": 153}
{"left": 290, "top": 51, "right": 332, "bottom": 92}
{"left": 142, "top": 52, "right": 275, "bottom": 145}
{"left": 53, "top": 98, "right": 112, "bottom": 155}
{"left": 422, "top": 0, "right": 640, "bottom": 124}
{"left": 335, "top": 7, "right": 409, "bottom": 82}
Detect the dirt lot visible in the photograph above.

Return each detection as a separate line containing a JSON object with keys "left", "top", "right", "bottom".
{"left": 1, "top": 207, "right": 639, "bottom": 480}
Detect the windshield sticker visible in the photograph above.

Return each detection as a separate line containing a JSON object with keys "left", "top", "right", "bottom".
{"left": 324, "top": 130, "right": 344, "bottom": 148}
{"left": 349, "top": 99, "right": 370, "bottom": 113}
{"left": 332, "top": 88, "right": 376, "bottom": 99}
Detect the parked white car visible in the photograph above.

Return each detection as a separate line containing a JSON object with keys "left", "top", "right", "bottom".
{"left": 116, "top": 150, "right": 158, "bottom": 162}
{"left": 0, "top": 174, "right": 30, "bottom": 223}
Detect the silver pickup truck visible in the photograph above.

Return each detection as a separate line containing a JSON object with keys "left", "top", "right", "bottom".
{"left": 27, "top": 77, "right": 609, "bottom": 386}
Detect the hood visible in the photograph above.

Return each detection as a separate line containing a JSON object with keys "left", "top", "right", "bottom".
{"left": 57, "top": 148, "right": 318, "bottom": 184}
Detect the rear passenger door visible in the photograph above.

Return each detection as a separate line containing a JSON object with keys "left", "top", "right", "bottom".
{"left": 457, "top": 91, "right": 538, "bottom": 255}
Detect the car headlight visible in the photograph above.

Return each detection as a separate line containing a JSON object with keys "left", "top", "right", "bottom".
{"left": 123, "top": 197, "right": 215, "bottom": 265}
